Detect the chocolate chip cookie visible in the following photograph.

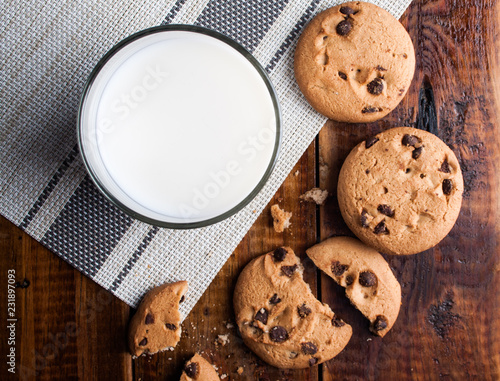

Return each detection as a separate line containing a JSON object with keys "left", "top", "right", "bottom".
{"left": 233, "top": 247, "right": 352, "bottom": 369}
{"left": 128, "top": 281, "right": 188, "bottom": 357}
{"left": 337, "top": 127, "right": 463, "bottom": 255}
{"left": 180, "top": 353, "right": 220, "bottom": 381}
{"left": 294, "top": 2, "right": 415, "bottom": 122}
{"left": 306, "top": 236, "right": 401, "bottom": 337}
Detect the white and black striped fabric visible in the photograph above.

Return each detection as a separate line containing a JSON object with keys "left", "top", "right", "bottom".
{"left": 0, "top": 0, "right": 412, "bottom": 317}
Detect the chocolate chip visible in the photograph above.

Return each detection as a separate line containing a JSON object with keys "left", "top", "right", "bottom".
{"left": 331, "top": 260, "right": 349, "bottom": 276}
{"left": 145, "top": 313, "right": 154, "bottom": 325}
{"left": 412, "top": 146, "right": 423, "bottom": 159}
{"left": 402, "top": 134, "right": 419, "bottom": 147}
{"left": 338, "top": 71, "right": 348, "bottom": 80}
{"left": 365, "top": 136, "right": 379, "bottom": 149}
{"left": 15, "top": 279, "right": 30, "bottom": 288}
{"left": 377, "top": 204, "right": 394, "bottom": 217}
{"left": 443, "top": 179, "right": 453, "bottom": 195}
{"left": 254, "top": 308, "right": 268, "bottom": 325}
{"left": 336, "top": 19, "right": 352, "bottom": 36}
{"left": 362, "top": 106, "right": 380, "bottom": 114}
{"left": 309, "top": 357, "right": 318, "bottom": 366}
{"left": 345, "top": 275, "right": 354, "bottom": 286}
{"left": 184, "top": 362, "right": 199, "bottom": 378}
{"left": 367, "top": 78, "right": 384, "bottom": 95}
{"left": 398, "top": 88, "right": 405, "bottom": 96}
{"left": 298, "top": 303, "right": 312, "bottom": 318}
{"left": 270, "top": 294, "right": 281, "bottom": 305}
{"left": 439, "top": 159, "right": 451, "bottom": 173}
{"left": 361, "top": 209, "right": 369, "bottom": 227}
{"left": 165, "top": 323, "right": 176, "bottom": 330}
{"left": 359, "top": 271, "right": 378, "bottom": 287}
{"left": 179, "top": 295, "right": 185, "bottom": 303}
{"left": 332, "top": 316, "right": 346, "bottom": 327}
{"left": 301, "top": 342, "right": 318, "bottom": 355}
{"left": 373, "top": 315, "right": 388, "bottom": 331}
{"left": 281, "top": 265, "right": 297, "bottom": 277}
{"left": 376, "top": 65, "right": 387, "bottom": 71}
{"left": 273, "top": 247, "right": 287, "bottom": 262}
{"left": 374, "top": 220, "right": 389, "bottom": 235}
{"left": 269, "top": 326, "right": 289, "bottom": 342}
{"left": 139, "top": 338, "right": 147, "bottom": 346}
{"left": 339, "top": 6, "right": 355, "bottom": 15}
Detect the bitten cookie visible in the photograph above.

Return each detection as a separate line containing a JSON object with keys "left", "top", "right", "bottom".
{"left": 180, "top": 353, "right": 220, "bottom": 381}
{"left": 337, "top": 127, "right": 464, "bottom": 255}
{"left": 128, "top": 281, "right": 188, "bottom": 357}
{"left": 306, "top": 236, "right": 401, "bottom": 337}
{"left": 294, "top": 2, "right": 415, "bottom": 122}
{"left": 234, "top": 247, "right": 352, "bottom": 369}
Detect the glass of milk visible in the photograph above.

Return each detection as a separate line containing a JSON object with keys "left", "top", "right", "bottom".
{"left": 78, "top": 25, "right": 281, "bottom": 228}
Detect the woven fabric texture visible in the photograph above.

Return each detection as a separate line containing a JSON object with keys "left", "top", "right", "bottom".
{"left": 0, "top": 0, "right": 412, "bottom": 317}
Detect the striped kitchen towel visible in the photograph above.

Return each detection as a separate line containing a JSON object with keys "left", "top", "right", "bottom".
{"left": 0, "top": 0, "right": 412, "bottom": 318}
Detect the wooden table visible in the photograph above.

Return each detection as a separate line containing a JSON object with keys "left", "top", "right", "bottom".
{"left": 1, "top": 0, "right": 499, "bottom": 379}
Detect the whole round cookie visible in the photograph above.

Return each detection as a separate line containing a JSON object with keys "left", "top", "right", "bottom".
{"left": 234, "top": 247, "right": 352, "bottom": 369}
{"left": 294, "top": 2, "right": 415, "bottom": 122}
{"left": 337, "top": 127, "right": 463, "bottom": 255}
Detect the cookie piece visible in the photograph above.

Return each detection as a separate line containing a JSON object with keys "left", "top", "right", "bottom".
{"left": 337, "top": 127, "right": 463, "bottom": 255}
{"left": 271, "top": 204, "right": 292, "bottom": 232}
{"left": 294, "top": 2, "right": 415, "bottom": 122}
{"left": 300, "top": 188, "right": 329, "bottom": 205}
{"left": 306, "top": 236, "right": 401, "bottom": 337}
{"left": 234, "top": 247, "right": 352, "bottom": 369}
{"left": 180, "top": 353, "right": 220, "bottom": 381}
{"left": 128, "top": 281, "right": 188, "bottom": 357}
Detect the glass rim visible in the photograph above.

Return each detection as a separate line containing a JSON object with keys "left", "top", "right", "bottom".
{"left": 76, "top": 24, "right": 282, "bottom": 229}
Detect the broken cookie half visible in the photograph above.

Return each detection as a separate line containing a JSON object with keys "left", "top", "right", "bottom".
{"left": 234, "top": 247, "right": 352, "bottom": 369}
{"left": 180, "top": 353, "right": 220, "bottom": 381}
{"left": 306, "top": 237, "right": 401, "bottom": 337}
{"left": 128, "top": 280, "right": 188, "bottom": 357}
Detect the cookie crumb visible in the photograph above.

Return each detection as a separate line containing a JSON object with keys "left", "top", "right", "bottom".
{"left": 294, "top": 170, "right": 300, "bottom": 176}
{"left": 300, "top": 188, "right": 329, "bottom": 205}
{"left": 237, "top": 367, "right": 244, "bottom": 375}
{"left": 220, "top": 374, "right": 227, "bottom": 379}
{"left": 271, "top": 204, "right": 292, "bottom": 233}
{"left": 217, "top": 334, "right": 230, "bottom": 346}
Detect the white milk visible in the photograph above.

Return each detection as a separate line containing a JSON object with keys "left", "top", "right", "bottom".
{"left": 79, "top": 30, "right": 279, "bottom": 225}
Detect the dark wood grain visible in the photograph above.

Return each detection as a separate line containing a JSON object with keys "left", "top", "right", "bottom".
{"left": 318, "top": 0, "right": 500, "bottom": 380}
{"left": 1, "top": 0, "right": 499, "bottom": 380}
{"left": 0, "top": 216, "right": 132, "bottom": 381}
